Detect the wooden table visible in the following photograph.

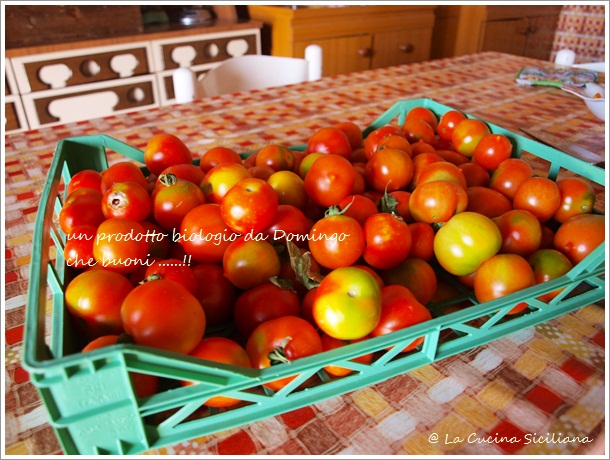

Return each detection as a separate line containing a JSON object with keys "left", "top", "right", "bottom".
{"left": 4, "top": 52, "right": 606, "bottom": 456}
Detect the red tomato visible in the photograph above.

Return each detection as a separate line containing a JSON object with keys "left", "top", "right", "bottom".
{"left": 144, "top": 133, "right": 193, "bottom": 176}
{"left": 364, "top": 147, "right": 414, "bottom": 192}
{"left": 248, "top": 165, "right": 275, "bottom": 181}
{"left": 199, "top": 146, "right": 242, "bottom": 173}
{"left": 528, "top": 249, "right": 574, "bottom": 303}
{"left": 553, "top": 213, "right": 605, "bottom": 265}
{"left": 313, "top": 266, "right": 382, "bottom": 340}
{"left": 410, "top": 139, "right": 436, "bottom": 157}
{"left": 370, "top": 284, "right": 432, "bottom": 352}
{"left": 401, "top": 119, "right": 435, "bottom": 145}
{"left": 472, "top": 133, "right": 513, "bottom": 170}
{"left": 377, "top": 135, "right": 413, "bottom": 157}
{"left": 263, "top": 204, "right": 311, "bottom": 247}
{"left": 474, "top": 254, "right": 535, "bottom": 314}
{"left": 121, "top": 278, "right": 206, "bottom": 354}
{"left": 320, "top": 333, "right": 374, "bottom": 377}
{"left": 65, "top": 269, "right": 133, "bottom": 339}
{"left": 222, "top": 237, "right": 281, "bottom": 290}
{"left": 298, "top": 152, "right": 325, "bottom": 179}
{"left": 182, "top": 337, "right": 252, "bottom": 407}
{"left": 336, "top": 194, "right": 379, "bottom": 227}
{"left": 59, "top": 188, "right": 105, "bottom": 234}
{"left": 488, "top": 158, "right": 533, "bottom": 200}
{"left": 458, "top": 162, "right": 490, "bottom": 188}
{"left": 67, "top": 169, "right": 102, "bottom": 195}
{"left": 306, "top": 127, "right": 352, "bottom": 159}
{"left": 102, "top": 181, "right": 151, "bottom": 221}
{"left": 465, "top": 186, "right": 513, "bottom": 218}
{"left": 387, "top": 190, "right": 412, "bottom": 221}
{"left": 493, "top": 209, "right": 542, "bottom": 257}
{"left": 304, "top": 154, "right": 357, "bottom": 207}
{"left": 139, "top": 221, "right": 171, "bottom": 259}
{"left": 405, "top": 106, "right": 439, "bottom": 131}
{"left": 200, "top": 162, "right": 252, "bottom": 204}
{"left": 335, "top": 121, "right": 363, "bottom": 150}
{"left": 308, "top": 212, "right": 365, "bottom": 270}
{"left": 408, "top": 180, "right": 467, "bottom": 224}
{"left": 436, "top": 110, "right": 467, "bottom": 142}
{"left": 233, "top": 281, "right": 301, "bottom": 340}
{"left": 220, "top": 177, "right": 278, "bottom": 234}
{"left": 363, "top": 125, "right": 406, "bottom": 160}
{"left": 380, "top": 258, "right": 437, "bottom": 306}
{"left": 144, "top": 258, "right": 198, "bottom": 294}
{"left": 409, "top": 152, "right": 445, "bottom": 190}
{"left": 433, "top": 212, "right": 502, "bottom": 276}
{"left": 451, "top": 118, "right": 491, "bottom": 157}
{"left": 407, "top": 222, "right": 435, "bottom": 261}
{"left": 82, "top": 335, "right": 158, "bottom": 398}
{"left": 363, "top": 212, "right": 412, "bottom": 270}
{"left": 179, "top": 203, "right": 239, "bottom": 264}
{"left": 256, "top": 144, "right": 296, "bottom": 172}
{"left": 553, "top": 177, "right": 597, "bottom": 223}
{"left": 101, "top": 161, "right": 149, "bottom": 194}
{"left": 191, "top": 263, "right": 237, "bottom": 327}
{"left": 415, "top": 161, "right": 467, "bottom": 189}
{"left": 513, "top": 177, "right": 561, "bottom": 223}
{"left": 434, "top": 149, "right": 470, "bottom": 166}
{"left": 153, "top": 174, "right": 206, "bottom": 231}
{"left": 156, "top": 163, "right": 204, "bottom": 187}
{"left": 93, "top": 218, "right": 150, "bottom": 274}
{"left": 64, "top": 225, "right": 97, "bottom": 269}
{"left": 246, "top": 316, "right": 323, "bottom": 391}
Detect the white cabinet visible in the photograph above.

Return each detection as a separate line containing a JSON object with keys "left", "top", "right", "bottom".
{"left": 4, "top": 58, "right": 29, "bottom": 133}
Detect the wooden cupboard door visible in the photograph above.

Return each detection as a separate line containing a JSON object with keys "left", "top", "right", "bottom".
{"left": 294, "top": 35, "right": 372, "bottom": 77}
{"left": 479, "top": 18, "right": 529, "bottom": 55}
{"left": 371, "top": 28, "right": 433, "bottom": 69}
{"left": 524, "top": 15, "right": 560, "bottom": 60}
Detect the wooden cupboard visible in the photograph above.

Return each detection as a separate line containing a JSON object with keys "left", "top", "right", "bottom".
{"left": 248, "top": 5, "right": 436, "bottom": 76}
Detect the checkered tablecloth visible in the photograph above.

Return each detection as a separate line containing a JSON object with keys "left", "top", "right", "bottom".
{"left": 4, "top": 52, "right": 606, "bottom": 456}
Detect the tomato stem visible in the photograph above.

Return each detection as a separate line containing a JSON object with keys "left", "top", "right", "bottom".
{"left": 158, "top": 173, "right": 178, "bottom": 187}
{"left": 268, "top": 336, "right": 293, "bottom": 365}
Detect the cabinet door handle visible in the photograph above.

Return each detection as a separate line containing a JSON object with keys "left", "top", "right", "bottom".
{"left": 357, "top": 48, "right": 373, "bottom": 57}
{"left": 399, "top": 43, "right": 414, "bottom": 53}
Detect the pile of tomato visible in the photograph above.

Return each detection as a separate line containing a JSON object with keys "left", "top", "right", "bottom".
{"left": 59, "top": 105, "right": 604, "bottom": 402}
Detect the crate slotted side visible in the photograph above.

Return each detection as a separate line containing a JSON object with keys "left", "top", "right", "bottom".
{"left": 23, "top": 99, "right": 605, "bottom": 455}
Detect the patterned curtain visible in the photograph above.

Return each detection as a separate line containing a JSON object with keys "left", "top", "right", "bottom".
{"left": 550, "top": 5, "right": 606, "bottom": 63}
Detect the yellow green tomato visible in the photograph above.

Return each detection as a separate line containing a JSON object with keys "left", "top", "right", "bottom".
{"left": 313, "top": 266, "right": 382, "bottom": 340}
{"left": 433, "top": 212, "right": 502, "bottom": 276}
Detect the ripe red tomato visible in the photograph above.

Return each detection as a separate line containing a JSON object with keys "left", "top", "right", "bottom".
{"left": 458, "top": 162, "right": 490, "bottom": 188}
{"left": 408, "top": 180, "right": 467, "bottom": 224}
{"left": 153, "top": 174, "right": 206, "bottom": 231}
{"left": 320, "top": 333, "right": 374, "bottom": 377}
{"left": 377, "top": 135, "right": 413, "bottom": 157}
{"left": 488, "top": 158, "right": 533, "bottom": 200}
{"left": 233, "top": 281, "right": 301, "bottom": 340}
{"left": 363, "top": 125, "right": 406, "bottom": 160}
{"left": 199, "top": 146, "right": 242, "bottom": 173}
{"left": 67, "top": 169, "right": 102, "bottom": 195}
{"left": 306, "top": 127, "right": 352, "bottom": 159}
{"left": 59, "top": 188, "right": 105, "bottom": 234}
{"left": 200, "top": 162, "right": 252, "bottom": 204}
{"left": 144, "top": 133, "right": 193, "bottom": 176}
{"left": 93, "top": 218, "right": 150, "bottom": 274}
{"left": 304, "top": 154, "right": 357, "bottom": 207}
{"left": 415, "top": 161, "right": 468, "bottom": 189}
{"left": 433, "top": 212, "right": 502, "bottom": 276}
{"left": 156, "top": 163, "right": 205, "bottom": 187}
{"left": 144, "top": 258, "right": 198, "bottom": 294}
{"left": 363, "top": 212, "right": 412, "bottom": 270}
{"left": 263, "top": 204, "right": 311, "bottom": 247}
{"left": 313, "top": 266, "right": 382, "bottom": 340}
{"left": 121, "top": 278, "right": 206, "bottom": 354}
{"left": 364, "top": 147, "right": 414, "bottom": 192}
{"left": 102, "top": 181, "right": 152, "bottom": 221}
{"left": 82, "top": 335, "right": 159, "bottom": 398}
{"left": 410, "top": 139, "right": 436, "bottom": 157}
{"left": 465, "top": 186, "right": 513, "bottom": 218}
{"left": 222, "top": 238, "right": 281, "bottom": 290}
{"left": 436, "top": 110, "right": 467, "bottom": 142}
{"left": 387, "top": 190, "right": 412, "bottom": 221}
{"left": 182, "top": 337, "right": 252, "bottom": 407}
{"left": 380, "top": 257, "right": 437, "bottom": 305}
{"left": 220, "top": 177, "right": 279, "bottom": 234}
{"left": 308, "top": 212, "right": 365, "bottom": 269}
{"left": 246, "top": 315, "right": 323, "bottom": 391}
{"left": 513, "top": 176, "right": 561, "bottom": 223}
{"left": 256, "top": 144, "right": 296, "bottom": 172}
{"left": 65, "top": 269, "right": 133, "bottom": 339}
{"left": 336, "top": 194, "right": 379, "bottom": 227}
{"left": 493, "top": 209, "right": 542, "bottom": 257}
{"left": 370, "top": 284, "right": 432, "bottom": 352}
{"left": 335, "top": 121, "right": 363, "bottom": 150}
{"left": 474, "top": 253, "right": 535, "bottom": 314}
{"left": 472, "top": 133, "right": 513, "bottom": 170}
{"left": 401, "top": 119, "right": 435, "bottom": 145}
{"left": 553, "top": 177, "right": 597, "bottom": 223}
{"left": 191, "top": 262, "right": 237, "bottom": 327}
{"left": 553, "top": 213, "right": 605, "bottom": 265}
{"left": 101, "top": 161, "right": 149, "bottom": 194}
{"left": 405, "top": 106, "right": 439, "bottom": 131}
{"left": 409, "top": 152, "right": 444, "bottom": 190}
{"left": 179, "top": 203, "right": 239, "bottom": 264}
{"left": 407, "top": 222, "right": 435, "bottom": 261}
{"left": 451, "top": 118, "right": 491, "bottom": 157}
{"left": 64, "top": 225, "right": 97, "bottom": 269}
{"left": 528, "top": 249, "right": 573, "bottom": 303}
{"left": 139, "top": 221, "right": 171, "bottom": 259}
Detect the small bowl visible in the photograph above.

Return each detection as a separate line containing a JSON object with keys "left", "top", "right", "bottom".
{"left": 583, "top": 83, "right": 605, "bottom": 121}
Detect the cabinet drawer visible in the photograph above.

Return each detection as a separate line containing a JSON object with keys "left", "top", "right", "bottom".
{"left": 294, "top": 35, "right": 372, "bottom": 77}
{"left": 151, "top": 29, "right": 261, "bottom": 71}
{"left": 10, "top": 42, "right": 153, "bottom": 94}
{"left": 372, "top": 28, "right": 433, "bottom": 68}
{"left": 5, "top": 96, "right": 29, "bottom": 133}
{"left": 21, "top": 74, "right": 158, "bottom": 129}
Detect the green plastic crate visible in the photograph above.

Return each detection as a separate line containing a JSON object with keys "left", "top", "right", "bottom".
{"left": 23, "top": 98, "right": 605, "bottom": 455}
